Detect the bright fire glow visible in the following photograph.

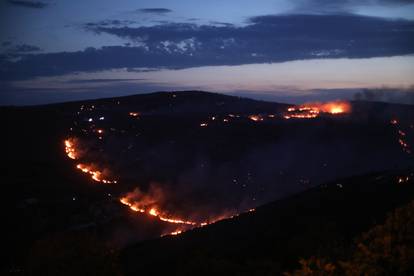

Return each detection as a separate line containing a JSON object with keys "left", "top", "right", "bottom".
{"left": 248, "top": 115, "right": 264, "bottom": 122}
{"left": 398, "top": 176, "right": 411, "bottom": 184}
{"left": 119, "top": 196, "right": 197, "bottom": 226}
{"left": 119, "top": 193, "right": 257, "bottom": 237}
{"left": 64, "top": 139, "right": 78, "bottom": 159}
{"left": 64, "top": 136, "right": 256, "bottom": 236}
{"left": 64, "top": 138, "right": 116, "bottom": 184}
{"left": 76, "top": 163, "right": 117, "bottom": 184}
{"left": 129, "top": 112, "right": 140, "bottom": 117}
{"left": 284, "top": 101, "right": 351, "bottom": 119}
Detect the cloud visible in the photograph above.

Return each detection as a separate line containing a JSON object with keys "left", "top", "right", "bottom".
{"left": 84, "top": 19, "right": 137, "bottom": 28}
{"left": 292, "top": 0, "right": 414, "bottom": 13}
{"left": 65, "top": 78, "right": 146, "bottom": 84}
{"left": 7, "top": 0, "right": 48, "bottom": 9}
{"left": 11, "top": 44, "right": 42, "bottom": 53}
{"left": 137, "top": 8, "right": 172, "bottom": 14}
{"left": 1, "top": 41, "right": 12, "bottom": 47}
{"left": 1, "top": 14, "right": 413, "bottom": 80}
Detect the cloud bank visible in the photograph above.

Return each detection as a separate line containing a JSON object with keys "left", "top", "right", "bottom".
{"left": 7, "top": 0, "right": 48, "bottom": 9}
{"left": 1, "top": 14, "right": 413, "bottom": 80}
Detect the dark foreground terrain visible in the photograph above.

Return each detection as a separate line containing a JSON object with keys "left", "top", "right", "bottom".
{"left": 2, "top": 91, "right": 414, "bottom": 275}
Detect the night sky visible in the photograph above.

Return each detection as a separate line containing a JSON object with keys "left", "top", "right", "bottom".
{"left": 1, "top": 0, "right": 414, "bottom": 105}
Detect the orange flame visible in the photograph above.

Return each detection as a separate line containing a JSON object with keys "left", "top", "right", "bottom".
{"left": 64, "top": 138, "right": 117, "bottom": 184}
{"left": 120, "top": 193, "right": 257, "bottom": 237}
{"left": 285, "top": 101, "right": 351, "bottom": 119}
{"left": 64, "top": 139, "right": 78, "bottom": 159}
{"left": 248, "top": 115, "right": 264, "bottom": 122}
{"left": 119, "top": 196, "right": 197, "bottom": 226}
{"left": 76, "top": 163, "right": 117, "bottom": 184}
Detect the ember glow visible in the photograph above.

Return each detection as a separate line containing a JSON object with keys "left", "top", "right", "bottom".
{"left": 398, "top": 176, "right": 411, "bottom": 184}
{"left": 248, "top": 115, "right": 264, "bottom": 122}
{"left": 129, "top": 112, "right": 140, "bottom": 117}
{"left": 284, "top": 101, "right": 351, "bottom": 119}
{"left": 391, "top": 119, "right": 412, "bottom": 154}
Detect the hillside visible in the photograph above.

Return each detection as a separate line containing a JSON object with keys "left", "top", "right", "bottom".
{"left": 2, "top": 91, "right": 414, "bottom": 275}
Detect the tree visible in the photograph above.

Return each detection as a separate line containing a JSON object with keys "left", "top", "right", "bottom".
{"left": 285, "top": 200, "right": 414, "bottom": 276}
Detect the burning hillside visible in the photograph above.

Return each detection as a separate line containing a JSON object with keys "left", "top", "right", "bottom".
{"left": 63, "top": 137, "right": 242, "bottom": 236}
{"left": 59, "top": 93, "right": 413, "bottom": 238}
{"left": 64, "top": 139, "right": 117, "bottom": 184}
{"left": 284, "top": 101, "right": 351, "bottom": 119}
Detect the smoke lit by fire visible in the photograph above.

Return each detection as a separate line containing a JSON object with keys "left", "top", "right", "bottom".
{"left": 64, "top": 138, "right": 117, "bottom": 184}
{"left": 119, "top": 187, "right": 256, "bottom": 236}
{"left": 119, "top": 195, "right": 197, "bottom": 226}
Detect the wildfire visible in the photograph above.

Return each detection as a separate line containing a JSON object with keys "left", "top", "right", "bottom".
{"left": 284, "top": 101, "right": 351, "bottom": 119}
{"left": 64, "top": 137, "right": 117, "bottom": 184}
{"left": 64, "top": 139, "right": 78, "bottom": 159}
{"left": 391, "top": 119, "right": 412, "bottom": 154}
{"left": 76, "top": 163, "right": 117, "bottom": 184}
{"left": 119, "top": 196, "right": 197, "bottom": 226}
{"left": 119, "top": 192, "right": 259, "bottom": 237}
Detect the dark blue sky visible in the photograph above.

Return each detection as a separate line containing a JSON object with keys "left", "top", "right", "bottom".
{"left": 1, "top": 0, "right": 414, "bottom": 105}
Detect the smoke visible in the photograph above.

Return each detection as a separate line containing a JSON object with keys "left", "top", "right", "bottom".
{"left": 354, "top": 87, "right": 414, "bottom": 105}
{"left": 122, "top": 185, "right": 165, "bottom": 209}
{"left": 65, "top": 93, "right": 414, "bottom": 244}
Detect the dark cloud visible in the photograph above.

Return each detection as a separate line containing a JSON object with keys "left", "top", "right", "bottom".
{"left": 7, "top": 0, "right": 48, "bottom": 9}
{"left": 65, "top": 78, "right": 146, "bottom": 84}
{"left": 292, "top": 0, "right": 414, "bottom": 13}
{"left": 1, "top": 41, "right": 13, "bottom": 47}
{"left": 209, "top": 21, "right": 235, "bottom": 27}
{"left": 11, "top": 44, "right": 42, "bottom": 53}
{"left": 137, "top": 8, "right": 172, "bottom": 14}
{"left": 1, "top": 14, "right": 413, "bottom": 80}
{"left": 84, "top": 20, "right": 137, "bottom": 28}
